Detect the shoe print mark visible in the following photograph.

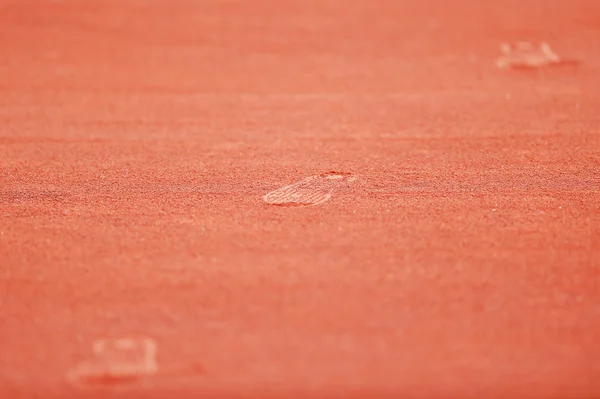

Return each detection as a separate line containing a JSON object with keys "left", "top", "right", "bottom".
{"left": 263, "top": 172, "right": 357, "bottom": 207}
{"left": 68, "top": 337, "right": 158, "bottom": 386}
{"left": 496, "top": 41, "right": 580, "bottom": 70}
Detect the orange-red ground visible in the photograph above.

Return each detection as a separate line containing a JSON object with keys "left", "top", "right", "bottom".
{"left": 1, "top": 1, "right": 599, "bottom": 398}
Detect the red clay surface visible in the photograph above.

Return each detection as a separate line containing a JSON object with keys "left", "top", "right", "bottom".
{"left": 1, "top": 0, "right": 599, "bottom": 398}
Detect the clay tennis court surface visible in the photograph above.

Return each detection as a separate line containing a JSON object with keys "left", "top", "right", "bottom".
{"left": 1, "top": 0, "right": 599, "bottom": 398}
